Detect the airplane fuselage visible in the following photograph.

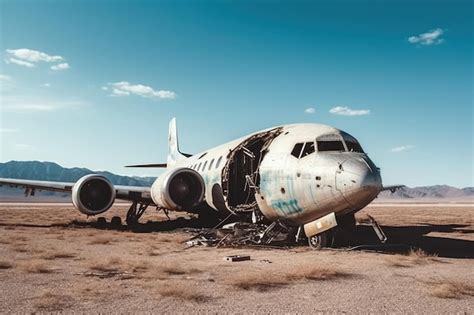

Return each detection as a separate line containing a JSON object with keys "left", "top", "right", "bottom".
{"left": 163, "top": 123, "right": 382, "bottom": 226}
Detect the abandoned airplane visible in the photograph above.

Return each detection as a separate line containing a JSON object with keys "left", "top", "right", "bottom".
{"left": 0, "top": 118, "right": 400, "bottom": 248}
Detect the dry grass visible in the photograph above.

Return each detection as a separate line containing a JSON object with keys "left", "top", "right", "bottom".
{"left": 20, "top": 260, "right": 55, "bottom": 273}
{"left": 285, "top": 266, "right": 352, "bottom": 281}
{"left": 88, "top": 257, "right": 124, "bottom": 273}
{"left": 33, "top": 291, "right": 74, "bottom": 311}
{"left": 160, "top": 264, "right": 201, "bottom": 276}
{"left": 386, "top": 248, "right": 441, "bottom": 268}
{"left": 424, "top": 280, "right": 474, "bottom": 299}
{"left": 227, "top": 266, "right": 352, "bottom": 292}
{"left": 40, "top": 250, "right": 76, "bottom": 260}
{"left": 87, "top": 235, "right": 115, "bottom": 245}
{"left": 157, "top": 284, "right": 211, "bottom": 303}
{"left": 0, "top": 260, "right": 13, "bottom": 269}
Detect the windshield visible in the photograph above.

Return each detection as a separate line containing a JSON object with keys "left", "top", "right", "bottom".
{"left": 316, "top": 134, "right": 345, "bottom": 152}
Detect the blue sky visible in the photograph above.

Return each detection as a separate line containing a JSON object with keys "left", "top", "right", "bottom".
{"left": 0, "top": 0, "right": 472, "bottom": 187}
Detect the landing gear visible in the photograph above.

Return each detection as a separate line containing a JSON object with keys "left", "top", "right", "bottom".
{"left": 126, "top": 202, "right": 149, "bottom": 226}
{"left": 307, "top": 230, "right": 335, "bottom": 250}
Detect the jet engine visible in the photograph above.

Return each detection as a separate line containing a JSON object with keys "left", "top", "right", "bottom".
{"left": 151, "top": 167, "right": 205, "bottom": 211}
{"left": 72, "top": 174, "right": 116, "bottom": 215}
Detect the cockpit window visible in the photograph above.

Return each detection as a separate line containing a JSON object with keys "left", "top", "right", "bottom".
{"left": 301, "top": 142, "right": 315, "bottom": 157}
{"left": 291, "top": 143, "right": 304, "bottom": 158}
{"left": 317, "top": 141, "right": 345, "bottom": 152}
{"left": 316, "top": 134, "right": 345, "bottom": 152}
{"left": 291, "top": 142, "right": 315, "bottom": 158}
{"left": 342, "top": 133, "right": 364, "bottom": 153}
{"left": 346, "top": 141, "right": 364, "bottom": 153}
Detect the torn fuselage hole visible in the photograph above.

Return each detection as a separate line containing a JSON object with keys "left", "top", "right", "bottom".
{"left": 222, "top": 127, "right": 283, "bottom": 212}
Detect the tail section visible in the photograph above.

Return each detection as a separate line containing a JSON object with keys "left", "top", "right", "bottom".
{"left": 167, "top": 118, "right": 188, "bottom": 167}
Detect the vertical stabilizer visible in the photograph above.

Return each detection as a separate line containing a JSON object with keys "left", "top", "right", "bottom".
{"left": 167, "top": 118, "right": 187, "bottom": 167}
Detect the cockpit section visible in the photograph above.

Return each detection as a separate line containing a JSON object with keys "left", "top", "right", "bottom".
{"left": 290, "top": 133, "right": 365, "bottom": 155}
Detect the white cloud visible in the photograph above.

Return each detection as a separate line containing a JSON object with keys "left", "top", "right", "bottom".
{"left": 104, "top": 81, "right": 177, "bottom": 100}
{"left": 43, "top": 83, "right": 51, "bottom": 87}
{"left": 408, "top": 28, "right": 444, "bottom": 46}
{"left": 329, "top": 106, "right": 370, "bottom": 116}
{"left": 6, "top": 58, "right": 35, "bottom": 68}
{"left": 304, "top": 107, "right": 316, "bottom": 114}
{"left": 50, "top": 63, "right": 70, "bottom": 71}
{"left": 390, "top": 145, "right": 415, "bottom": 153}
{"left": 5, "top": 48, "right": 69, "bottom": 69}
{"left": 6, "top": 48, "right": 63, "bottom": 62}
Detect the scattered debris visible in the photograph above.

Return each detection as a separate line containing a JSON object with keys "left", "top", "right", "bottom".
{"left": 225, "top": 255, "right": 251, "bottom": 262}
{"left": 185, "top": 221, "right": 293, "bottom": 248}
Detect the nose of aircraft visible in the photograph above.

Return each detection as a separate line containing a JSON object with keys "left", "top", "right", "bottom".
{"left": 336, "top": 156, "right": 382, "bottom": 208}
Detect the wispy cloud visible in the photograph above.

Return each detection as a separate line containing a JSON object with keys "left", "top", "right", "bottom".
{"left": 6, "top": 58, "right": 35, "bottom": 68}
{"left": 329, "top": 106, "right": 370, "bottom": 116}
{"left": 304, "top": 107, "right": 316, "bottom": 114}
{"left": 0, "top": 73, "right": 15, "bottom": 91}
{"left": 390, "top": 145, "right": 415, "bottom": 152}
{"left": 43, "top": 83, "right": 51, "bottom": 87}
{"left": 408, "top": 28, "right": 444, "bottom": 46}
{"left": 1, "top": 96, "right": 84, "bottom": 112}
{"left": 103, "top": 81, "right": 177, "bottom": 100}
{"left": 50, "top": 63, "right": 70, "bottom": 71}
{"left": 5, "top": 48, "right": 69, "bottom": 70}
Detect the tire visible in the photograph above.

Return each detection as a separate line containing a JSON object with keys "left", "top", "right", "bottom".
{"left": 308, "top": 232, "right": 328, "bottom": 250}
{"left": 111, "top": 216, "right": 122, "bottom": 227}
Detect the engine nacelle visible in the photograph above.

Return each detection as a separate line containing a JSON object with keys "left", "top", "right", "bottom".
{"left": 151, "top": 167, "right": 205, "bottom": 211}
{"left": 72, "top": 174, "right": 116, "bottom": 215}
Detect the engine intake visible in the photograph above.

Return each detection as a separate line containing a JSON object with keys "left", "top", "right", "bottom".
{"left": 151, "top": 168, "right": 205, "bottom": 210}
{"left": 72, "top": 174, "right": 116, "bottom": 215}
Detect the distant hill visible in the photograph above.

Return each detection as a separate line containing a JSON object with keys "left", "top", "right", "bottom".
{"left": 0, "top": 161, "right": 156, "bottom": 202}
{"left": 377, "top": 185, "right": 473, "bottom": 201}
{"left": 0, "top": 160, "right": 472, "bottom": 203}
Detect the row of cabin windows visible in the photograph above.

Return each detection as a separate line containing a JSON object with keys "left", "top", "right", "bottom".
{"left": 291, "top": 139, "right": 364, "bottom": 159}
{"left": 189, "top": 156, "right": 223, "bottom": 173}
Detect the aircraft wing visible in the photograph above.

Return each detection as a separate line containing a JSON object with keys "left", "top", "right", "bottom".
{"left": 381, "top": 185, "right": 405, "bottom": 193}
{"left": 0, "top": 178, "right": 152, "bottom": 203}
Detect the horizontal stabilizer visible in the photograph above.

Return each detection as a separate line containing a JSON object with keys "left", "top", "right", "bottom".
{"left": 125, "top": 163, "right": 167, "bottom": 168}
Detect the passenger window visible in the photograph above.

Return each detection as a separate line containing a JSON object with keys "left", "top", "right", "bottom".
{"left": 291, "top": 143, "right": 304, "bottom": 158}
{"left": 317, "top": 141, "right": 345, "bottom": 152}
{"left": 216, "top": 156, "right": 223, "bottom": 168}
{"left": 197, "top": 162, "right": 202, "bottom": 172}
{"left": 301, "top": 142, "right": 315, "bottom": 157}
{"left": 202, "top": 161, "right": 208, "bottom": 172}
{"left": 208, "top": 159, "right": 215, "bottom": 170}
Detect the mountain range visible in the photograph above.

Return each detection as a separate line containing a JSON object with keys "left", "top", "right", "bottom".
{"left": 0, "top": 161, "right": 472, "bottom": 202}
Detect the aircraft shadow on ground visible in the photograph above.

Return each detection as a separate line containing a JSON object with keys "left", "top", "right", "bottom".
{"left": 340, "top": 224, "right": 474, "bottom": 259}
{"left": 1, "top": 219, "right": 472, "bottom": 259}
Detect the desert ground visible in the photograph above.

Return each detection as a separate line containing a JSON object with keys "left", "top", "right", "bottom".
{"left": 0, "top": 202, "right": 472, "bottom": 313}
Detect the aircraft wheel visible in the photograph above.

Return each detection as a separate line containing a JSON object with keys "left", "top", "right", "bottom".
{"left": 111, "top": 216, "right": 122, "bottom": 227}
{"left": 308, "top": 232, "right": 328, "bottom": 250}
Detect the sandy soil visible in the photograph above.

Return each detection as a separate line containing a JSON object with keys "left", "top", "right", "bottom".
{"left": 0, "top": 203, "right": 473, "bottom": 313}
